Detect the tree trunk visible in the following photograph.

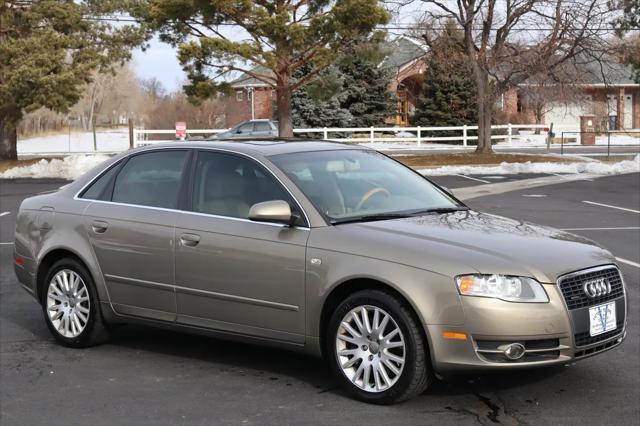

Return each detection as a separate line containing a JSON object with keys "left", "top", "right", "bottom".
{"left": 276, "top": 84, "right": 294, "bottom": 138}
{"left": 0, "top": 118, "right": 18, "bottom": 160}
{"left": 476, "top": 98, "right": 493, "bottom": 153}
{"left": 474, "top": 73, "right": 494, "bottom": 153}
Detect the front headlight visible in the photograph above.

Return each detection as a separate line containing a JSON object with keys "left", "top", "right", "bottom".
{"left": 455, "top": 274, "right": 549, "bottom": 303}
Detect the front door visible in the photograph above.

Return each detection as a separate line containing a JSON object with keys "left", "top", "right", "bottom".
{"left": 174, "top": 150, "right": 309, "bottom": 343}
{"left": 84, "top": 149, "right": 189, "bottom": 322}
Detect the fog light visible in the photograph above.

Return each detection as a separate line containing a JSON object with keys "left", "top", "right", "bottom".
{"left": 499, "top": 343, "right": 526, "bottom": 360}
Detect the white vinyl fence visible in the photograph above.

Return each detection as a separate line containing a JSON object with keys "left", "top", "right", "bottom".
{"left": 133, "top": 123, "right": 549, "bottom": 148}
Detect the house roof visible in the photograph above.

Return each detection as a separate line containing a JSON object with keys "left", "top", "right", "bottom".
{"left": 229, "top": 36, "right": 428, "bottom": 88}
{"left": 380, "top": 36, "right": 427, "bottom": 71}
{"left": 576, "top": 57, "right": 637, "bottom": 85}
{"left": 230, "top": 66, "right": 273, "bottom": 88}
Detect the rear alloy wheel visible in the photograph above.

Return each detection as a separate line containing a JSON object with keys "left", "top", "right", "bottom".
{"left": 42, "top": 258, "right": 110, "bottom": 347}
{"left": 327, "top": 290, "right": 432, "bottom": 404}
{"left": 46, "top": 269, "right": 90, "bottom": 338}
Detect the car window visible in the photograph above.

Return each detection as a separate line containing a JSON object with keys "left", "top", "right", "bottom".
{"left": 80, "top": 163, "right": 121, "bottom": 200}
{"left": 271, "top": 149, "right": 459, "bottom": 221}
{"left": 237, "top": 123, "right": 254, "bottom": 133}
{"left": 112, "top": 150, "right": 188, "bottom": 209}
{"left": 191, "top": 151, "right": 296, "bottom": 220}
{"left": 254, "top": 122, "right": 271, "bottom": 132}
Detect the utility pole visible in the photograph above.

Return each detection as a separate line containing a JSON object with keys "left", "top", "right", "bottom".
{"left": 248, "top": 87, "right": 255, "bottom": 120}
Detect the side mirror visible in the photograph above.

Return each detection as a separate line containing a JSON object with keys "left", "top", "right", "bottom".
{"left": 248, "top": 200, "right": 293, "bottom": 225}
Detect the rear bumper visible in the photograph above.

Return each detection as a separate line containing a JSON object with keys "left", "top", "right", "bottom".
{"left": 426, "top": 282, "right": 627, "bottom": 375}
{"left": 13, "top": 250, "right": 37, "bottom": 298}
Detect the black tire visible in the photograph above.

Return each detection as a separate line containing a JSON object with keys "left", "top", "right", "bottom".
{"left": 326, "top": 289, "right": 432, "bottom": 404}
{"left": 41, "top": 258, "right": 110, "bottom": 348}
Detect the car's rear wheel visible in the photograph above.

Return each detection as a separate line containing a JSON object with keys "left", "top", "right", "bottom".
{"left": 327, "top": 289, "right": 432, "bottom": 404}
{"left": 42, "top": 258, "right": 109, "bottom": 347}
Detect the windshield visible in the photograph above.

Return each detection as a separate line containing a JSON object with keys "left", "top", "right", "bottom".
{"left": 270, "top": 149, "right": 463, "bottom": 223}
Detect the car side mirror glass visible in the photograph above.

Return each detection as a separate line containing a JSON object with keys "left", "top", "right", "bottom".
{"left": 248, "top": 200, "right": 293, "bottom": 225}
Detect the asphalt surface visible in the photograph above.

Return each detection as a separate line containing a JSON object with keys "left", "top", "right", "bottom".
{"left": 0, "top": 174, "right": 638, "bottom": 425}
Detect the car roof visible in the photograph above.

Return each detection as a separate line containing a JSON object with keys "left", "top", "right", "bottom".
{"left": 134, "top": 139, "right": 369, "bottom": 157}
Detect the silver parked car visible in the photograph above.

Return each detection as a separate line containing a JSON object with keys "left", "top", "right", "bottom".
{"left": 215, "top": 119, "right": 278, "bottom": 139}
{"left": 14, "top": 141, "right": 627, "bottom": 404}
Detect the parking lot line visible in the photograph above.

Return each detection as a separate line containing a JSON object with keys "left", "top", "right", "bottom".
{"left": 0, "top": 242, "right": 14, "bottom": 245}
{"left": 617, "top": 257, "right": 640, "bottom": 268}
{"left": 0, "top": 211, "right": 10, "bottom": 217}
{"left": 454, "top": 174, "right": 491, "bottom": 184}
{"left": 561, "top": 227, "right": 640, "bottom": 231}
{"left": 582, "top": 201, "right": 640, "bottom": 214}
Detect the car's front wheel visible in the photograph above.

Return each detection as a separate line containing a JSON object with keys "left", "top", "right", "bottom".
{"left": 327, "top": 289, "right": 432, "bottom": 404}
{"left": 42, "top": 258, "right": 110, "bottom": 348}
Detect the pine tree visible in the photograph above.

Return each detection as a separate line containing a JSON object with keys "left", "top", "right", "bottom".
{"left": 292, "top": 45, "right": 395, "bottom": 128}
{"left": 292, "top": 67, "right": 353, "bottom": 128}
{"left": 341, "top": 58, "right": 396, "bottom": 127}
{"left": 0, "top": 1, "right": 146, "bottom": 160}
{"left": 412, "top": 22, "right": 478, "bottom": 128}
{"left": 136, "top": 0, "right": 389, "bottom": 138}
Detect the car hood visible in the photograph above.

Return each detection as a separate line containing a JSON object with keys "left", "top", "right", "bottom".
{"left": 313, "top": 211, "right": 616, "bottom": 283}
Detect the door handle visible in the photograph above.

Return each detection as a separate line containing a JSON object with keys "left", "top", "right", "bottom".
{"left": 91, "top": 220, "right": 109, "bottom": 234}
{"left": 180, "top": 233, "right": 201, "bottom": 247}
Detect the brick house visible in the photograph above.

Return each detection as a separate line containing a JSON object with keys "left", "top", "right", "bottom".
{"left": 226, "top": 70, "right": 275, "bottom": 128}
{"left": 501, "top": 59, "right": 640, "bottom": 131}
{"left": 226, "top": 41, "right": 639, "bottom": 131}
{"left": 225, "top": 36, "right": 428, "bottom": 127}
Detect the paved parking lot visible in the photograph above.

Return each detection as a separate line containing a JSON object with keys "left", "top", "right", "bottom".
{"left": 1, "top": 174, "right": 638, "bottom": 425}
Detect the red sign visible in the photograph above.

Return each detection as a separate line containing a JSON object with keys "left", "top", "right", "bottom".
{"left": 175, "top": 122, "right": 187, "bottom": 140}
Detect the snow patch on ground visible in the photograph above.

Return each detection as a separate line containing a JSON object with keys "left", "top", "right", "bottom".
{"left": 18, "top": 129, "right": 130, "bottom": 154}
{"left": 361, "top": 142, "right": 468, "bottom": 151}
{"left": 595, "top": 134, "right": 640, "bottom": 145}
{"left": 0, "top": 155, "right": 110, "bottom": 179}
{"left": 419, "top": 155, "right": 640, "bottom": 176}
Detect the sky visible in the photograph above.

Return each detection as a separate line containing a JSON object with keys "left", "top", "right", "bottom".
{"left": 132, "top": 37, "right": 185, "bottom": 93}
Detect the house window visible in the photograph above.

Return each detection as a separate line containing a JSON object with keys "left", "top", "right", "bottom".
{"left": 236, "top": 90, "right": 244, "bottom": 102}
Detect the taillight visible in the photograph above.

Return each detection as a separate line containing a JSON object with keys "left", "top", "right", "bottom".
{"left": 14, "top": 254, "right": 24, "bottom": 266}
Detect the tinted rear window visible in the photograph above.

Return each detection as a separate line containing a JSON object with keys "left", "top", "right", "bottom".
{"left": 112, "top": 151, "right": 188, "bottom": 209}
{"left": 80, "top": 164, "right": 120, "bottom": 200}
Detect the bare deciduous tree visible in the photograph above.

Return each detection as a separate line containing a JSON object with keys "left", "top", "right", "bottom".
{"left": 415, "top": 0, "right": 617, "bottom": 152}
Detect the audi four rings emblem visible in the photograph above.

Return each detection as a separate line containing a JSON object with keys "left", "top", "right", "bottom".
{"left": 583, "top": 278, "right": 612, "bottom": 298}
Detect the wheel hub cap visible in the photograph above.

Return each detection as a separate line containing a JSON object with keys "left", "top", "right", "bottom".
{"left": 46, "top": 269, "right": 90, "bottom": 338}
{"left": 335, "top": 305, "right": 406, "bottom": 393}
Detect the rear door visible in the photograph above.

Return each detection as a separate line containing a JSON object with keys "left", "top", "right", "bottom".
{"left": 82, "top": 149, "right": 190, "bottom": 322}
{"left": 174, "top": 150, "right": 309, "bottom": 343}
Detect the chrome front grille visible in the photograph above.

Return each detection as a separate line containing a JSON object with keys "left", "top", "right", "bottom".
{"left": 558, "top": 266, "right": 624, "bottom": 310}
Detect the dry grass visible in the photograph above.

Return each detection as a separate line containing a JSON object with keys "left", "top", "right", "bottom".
{"left": 395, "top": 153, "right": 582, "bottom": 168}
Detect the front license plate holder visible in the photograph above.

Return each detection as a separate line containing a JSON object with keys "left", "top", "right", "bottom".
{"left": 589, "top": 301, "right": 617, "bottom": 337}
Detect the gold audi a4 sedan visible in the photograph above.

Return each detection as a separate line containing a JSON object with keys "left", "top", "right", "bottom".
{"left": 14, "top": 141, "right": 627, "bottom": 404}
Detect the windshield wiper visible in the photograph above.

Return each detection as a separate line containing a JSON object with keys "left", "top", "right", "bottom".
{"left": 410, "top": 207, "right": 469, "bottom": 215}
{"left": 331, "top": 213, "right": 414, "bottom": 225}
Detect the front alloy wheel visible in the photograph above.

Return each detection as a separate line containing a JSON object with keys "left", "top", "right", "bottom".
{"left": 336, "top": 305, "right": 406, "bottom": 392}
{"left": 327, "top": 290, "right": 431, "bottom": 404}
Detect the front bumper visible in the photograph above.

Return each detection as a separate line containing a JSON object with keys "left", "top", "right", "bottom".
{"left": 427, "top": 269, "right": 627, "bottom": 374}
